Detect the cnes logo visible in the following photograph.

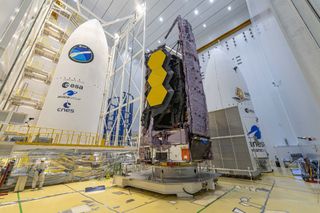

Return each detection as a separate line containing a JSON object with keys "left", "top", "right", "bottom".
{"left": 57, "top": 101, "right": 74, "bottom": 113}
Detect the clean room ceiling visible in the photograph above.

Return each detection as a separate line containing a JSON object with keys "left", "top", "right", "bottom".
{"left": 64, "top": 0, "right": 249, "bottom": 50}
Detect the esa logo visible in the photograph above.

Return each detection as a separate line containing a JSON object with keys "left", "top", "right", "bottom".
{"left": 62, "top": 82, "right": 83, "bottom": 90}
{"left": 68, "top": 44, "right": 94, "bottom": 63}
{"left": 57, "top": 101, "right": 74, "bottom": 113}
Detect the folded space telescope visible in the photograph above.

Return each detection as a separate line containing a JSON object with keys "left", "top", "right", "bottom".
{"left": 141, "top": 16, "right": 212, "bottom": 162}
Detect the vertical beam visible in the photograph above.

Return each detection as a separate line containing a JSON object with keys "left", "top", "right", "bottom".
{"left": 76, "top": 0, "right": 81, "bottom": 15}
{"left": 99, "top": 41, "right": 117, "bottom": 144}
{"left": 114, "top": 32, "right": 129, "bottom": 146}
{"left": 137, "top": 3, "right": 146, "bottom": 150}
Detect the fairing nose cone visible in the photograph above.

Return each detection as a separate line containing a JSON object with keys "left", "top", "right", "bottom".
{"left": 37, "top": 19, "right": 109, "bottom": 134}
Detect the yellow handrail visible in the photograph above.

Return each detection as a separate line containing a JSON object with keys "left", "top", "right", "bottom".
{"left": 4, "top": 124, "right": 103, "bottom": 146}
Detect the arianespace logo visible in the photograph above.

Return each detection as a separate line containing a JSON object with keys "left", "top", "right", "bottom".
{"left": 57, "top": 89, "right": 80, "bottom": 100}
{"left": 59, "top": 82, "right": 82, "bottom": 100}
{"left": 64, "top": 90, "right": 77, "bottom": 96}
{"left": 57, "top": 101, "right": 74, "bottom": 113}
{"left": 69, "top": 44, "right": 94, "bottom": 63}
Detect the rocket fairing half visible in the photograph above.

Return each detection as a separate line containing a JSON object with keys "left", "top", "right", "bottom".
{"left": 37, "top": 19, "right": 109, "bottom": 133}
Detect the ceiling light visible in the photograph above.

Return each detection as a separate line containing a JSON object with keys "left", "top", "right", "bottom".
{"left": 228, "top": 6, "right": 232, "bottom": 11}
{"left": 203, "top": 23, "right": 207, "bottom": 28}
{"left": 158, "top": 40, "right": 161, "bottom": 44}
{"left": 194, "top": 9, "right": 199, "bottom": 15}
{"left": 136, "top": 3, "right": 145, "bottom": 15}
{"left": 209, "top": 0, "right": 214, "bottom": 3}
{"left": 14, "top": 8, "right": 20, "bottom": 13}
{"left": 114, "top": 33, "right": 119, "bottom": 39}
{"left": 10, "top": 16, "right": 14, "bottom": 21}
{"left": 159, "top": 17, "right": 163, "bottom": 22}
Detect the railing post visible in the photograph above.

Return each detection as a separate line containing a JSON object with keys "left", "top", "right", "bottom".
{"left": 26, "top": 125, "right": 31, "bottom": 143}
{"left": 66, "top": 130, "right": 70, "bottom": 144}
{"left": 77, "top": 133, "right": 81, "bottom": 145}
{"left": 70, "top": 130, "right": 75, "bottom": 144}
{"left": 51, "top": 129, "right": 54, "bottom": 144}
{"left": 58, "top": 130, "right": 63, "bottom": 144}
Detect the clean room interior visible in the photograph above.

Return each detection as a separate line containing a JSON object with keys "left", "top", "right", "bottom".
{"left": 0, "top": 0, "right": 320, "bottom": 212}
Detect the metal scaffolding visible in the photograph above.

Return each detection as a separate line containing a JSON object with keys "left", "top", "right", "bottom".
{"left": 0, "top": 0, "right": 146, "bottom": 149}
{"left": 101, "top": 3, "right": 146, "bottom": 147}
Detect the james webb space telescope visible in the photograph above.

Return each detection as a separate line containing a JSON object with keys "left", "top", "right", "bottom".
{"left": 140, "top": 16, "right": 211, "bottom": 163}
{"left": 114, "top": 16, "right": 216, "bottom": 197}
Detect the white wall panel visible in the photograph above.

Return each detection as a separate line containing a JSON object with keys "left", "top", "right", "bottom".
{"left": 201, "top": 0, "right": 320, "bottom": 159}
{"left": 0, "top": 0, "right": 23, "bottom": 38}
{"left": 201, "top": 28, "right": 300, "bottom": 158}
{"left": 245, "top": 0, "right": 320, "bottom": 149}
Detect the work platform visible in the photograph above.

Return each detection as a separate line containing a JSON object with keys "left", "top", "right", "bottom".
{"left": 0, "top": 141, "right": 137, "bottom": 153}
{"left": 0, "top": 124, "right": 138, "bottom": 154}
{"left": 114, "top": 166, "right": 219, "bottom": 198}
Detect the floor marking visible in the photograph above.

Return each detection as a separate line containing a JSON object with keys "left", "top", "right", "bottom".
{"left": 64, "top": 184, "right": 118, "bottom": 213}
{"left": 0, "top": 191, "right": 79, "bottom": 207}
{"left": 197, "top": 186, "right": 236, "bottom": 213}
{"left": 122, "top": 195, "right": 167, "bottom": 213}
{"left": 17, "top": 192, "right": 23, "bottom": 213}
{"left": 220, "top": 178, "right": 317, "bottom": 195}
{"left": 261, "top": 180, "right": 275, "bottom": 213}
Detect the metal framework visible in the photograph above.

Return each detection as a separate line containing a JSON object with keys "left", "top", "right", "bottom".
{"left": 101, "top": 4, "right": 146, "bottom": 147}
{"left": 0, "top": 0, "right": 146, "bottom": 149}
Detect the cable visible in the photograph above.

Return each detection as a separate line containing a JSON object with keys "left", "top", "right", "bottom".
{"left": 91, "top": 0, "right": 100, "bottom": 11}
{"left": 101, "top": 0, "right": 114, "bottom": 19}
{"left": 182, "top": 187, "right": 199, "bottom": 196}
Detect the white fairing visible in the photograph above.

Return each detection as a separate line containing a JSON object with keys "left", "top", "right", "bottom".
{"left": 204, "top": 48, "right": 248, "bottom": 111}
{"left": 37, "top": 19, "right": 108, "bottom": 133}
